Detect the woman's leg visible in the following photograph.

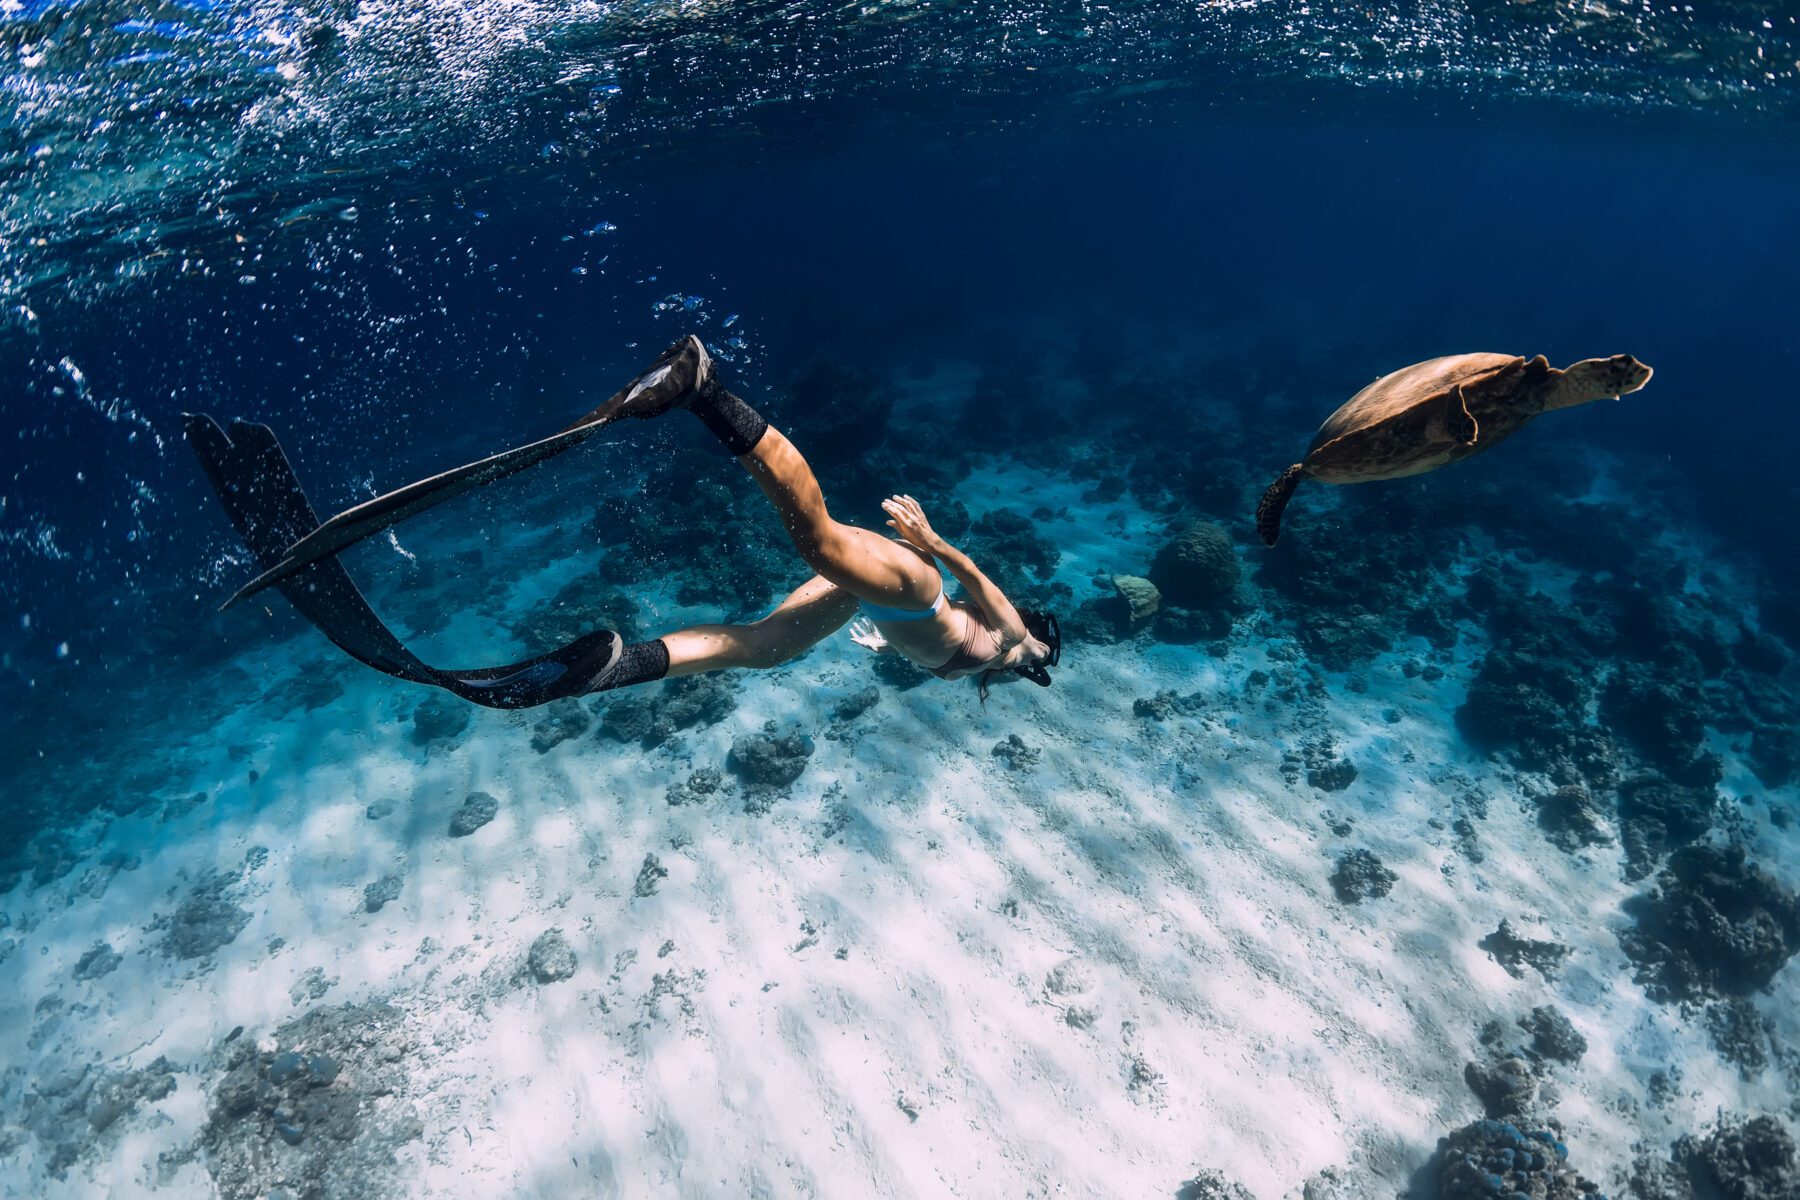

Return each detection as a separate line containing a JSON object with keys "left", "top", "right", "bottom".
{"left": 735, "top": 427, "right": 938, "bottom": 607}
{"left": 660, "top": 574, "right": 859, "bottom": 678}
{"left": 604, "top": 336, "right": 938, "bottom": 609}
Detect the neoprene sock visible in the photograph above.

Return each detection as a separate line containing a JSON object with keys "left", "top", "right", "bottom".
{"left": 594, "top": 638, "right": 671, "bottom": 692}
{"left": 689, "top": 384, "right": 768, "bottom": 457}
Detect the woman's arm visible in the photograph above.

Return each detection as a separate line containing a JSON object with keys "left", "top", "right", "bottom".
{"left": 881, "top": 495, "right": 1028, "bottom": 646}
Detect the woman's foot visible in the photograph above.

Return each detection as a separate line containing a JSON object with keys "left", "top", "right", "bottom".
{"left": 595, "top": 334, "right": 714, "bottom": 421}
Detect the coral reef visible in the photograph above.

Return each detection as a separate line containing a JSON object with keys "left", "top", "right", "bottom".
{"left": 1329, "top": 849, "right": 1396, "bottom": 904}
{"left": 1463, "top": 1057, "right": 1539, "bottom": 1120}
{"left": 199, "top": 1003, "right": 422, "bottom": 1199}
{"left": 1617, "top": 778, "right": 1720, "bottom": 882}
{"left": 1536, "top": 785, "right": 1612, "bottom": 854}
{"left": 1676, "top": 1115, "right": 1798, "bottom": 1200}
{"left": 1433, "top": 1119, "right": 1600, "bottom": 1199}
{"left": 72, "top": 942, "right": 122, "bottom": 981}
{"left": 832, "top": 685, "right": 881, "bottom": 723}
{"left": 1518, "top": 1006, "right": 1587, "bottom": 1066}
{"left": 1705, "top": 998, "right": 1769, "bottom": 1079}
{"left": 1302, "top": 740, "right": 1357, "bottom": 792}
{"left": 1134, "top": 689, "right": 1209, "bottom": 721}
{"left": 1112, "top": 574, "right": 1162, "bottom": 624}
{"left": 964, "top": 507, "right": 1062, "bottom": 599}
{"left": 1602, "top": 660, "right": 1720, "bottom": 788}
{"left": 1457, "top": 647, "right": 1613, "bottom": 786}
{"left": 633, "top": 854, "right": 669, "bottom": 898}
{"left": 516, "top": 572, "right": 641, "bottom": 654}
{"left": 1620, "top": 844, "right": 1800, "bottom": 1003}
{"left": 1149, "top": 520, "right": 1240, "bottom": 608}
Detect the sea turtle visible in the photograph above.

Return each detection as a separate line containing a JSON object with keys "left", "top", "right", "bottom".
{"left": 1254, "top": 352, "right": 1653, "bottom": 546}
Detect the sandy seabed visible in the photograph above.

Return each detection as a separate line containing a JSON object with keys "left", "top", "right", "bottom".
{"left": 1, "top": 417, "right": 1794, "bottom": 1200}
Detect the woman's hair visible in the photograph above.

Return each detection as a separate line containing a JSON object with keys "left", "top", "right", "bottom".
{"left": 977, "top": 608, "right": 1062, "bottom": 704}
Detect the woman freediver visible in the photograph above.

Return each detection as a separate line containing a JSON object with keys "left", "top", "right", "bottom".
{"left": 188, "top": 336, "right": 1060, "bottom": 708}
{"left": 590, "top": 336, "right": 1061, "bottom": 701}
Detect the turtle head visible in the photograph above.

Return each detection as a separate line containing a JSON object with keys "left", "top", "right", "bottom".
{"left": 1593, "top": 353, "right": 1653, "bottom": 398}
{"left": 1544, "top": 354, "right": 1653, "bottom": 411}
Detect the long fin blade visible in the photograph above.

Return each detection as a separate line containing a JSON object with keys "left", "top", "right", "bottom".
{"left": 225, "top": 417, "right": 616, "bottom": 606}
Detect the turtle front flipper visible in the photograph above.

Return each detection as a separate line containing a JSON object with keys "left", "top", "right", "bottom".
{"left": 1444, "top": 384, "right": 1479, "bottom": 446}
{"left": 1256, "top": 464, "right": 1306, "bottom": 547}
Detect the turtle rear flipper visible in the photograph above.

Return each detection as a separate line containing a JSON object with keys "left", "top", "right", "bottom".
{"left": 1445, "top": 384, "right": 1479, "bottom": 446}
{"left": 1256, "top": 464, "right": 1305, "bottom": 546}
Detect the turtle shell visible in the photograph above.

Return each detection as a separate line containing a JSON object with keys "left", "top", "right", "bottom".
{"left": 1303, "top": 352, "right": 1535, "bottom": 483}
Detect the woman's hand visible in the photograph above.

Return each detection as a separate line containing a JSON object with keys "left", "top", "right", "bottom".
{"left": 847, "top": 616, "right": 892, "bottom": 654}
{"left": 882, "top": 494, "right": 944, "bottom": 555}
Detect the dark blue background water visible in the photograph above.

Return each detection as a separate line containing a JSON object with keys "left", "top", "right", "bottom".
{"left": 6, "top": 98, "right": 1795, "bottom": 693}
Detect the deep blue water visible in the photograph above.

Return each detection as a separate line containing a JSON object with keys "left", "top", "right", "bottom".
{"left": 5, "top": 100, "right": 1796, "bottom": 678}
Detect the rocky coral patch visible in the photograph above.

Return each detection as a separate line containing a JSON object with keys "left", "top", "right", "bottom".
{"left": 991, "top": 734, "right": 1041, "bottom": 770}
{"left": 408, "top": 693, "right": 470, "bottom": 747}
{"left": 1518, "top": 1007, "right": 1587, "bottom": 1066}
{"left": 1676, "top": 1115, "right": 1798, "bottom": 1200}
{"left": 962, "top": 506, "right": 1063, "bottom": 599}
{"left": 1480, "top": 920, "right": 1572, "bottom": 981}
{"left": 198, "top": 1003, "right": 422, "bottom": 1200}
{"left": 1535, "top": 784, "right": 1612, "bottom": 854}
{"left": 9, "top": 1053, "right": 178, "bottom": 1179}
{"left": 1620, "top": 844, "right": 1800, "bottom": 1003}
{"left": 633, "top": 854, "right": 669, "bottom": 898}
{"left": 1134, "top": 689, "right": 1209, "bottom": 721}
{"left": 527, "top": 929, "right": 578, "bottom": 984}
{"left": 159, "top": 872, "right": 251, "bottom": 961}
{"left": 72, "top": 942, "right": 122, "bottom": 981}
{"left": 1617, "top": 778, "right": 1720, "bottom": 882}
{"left": 666, "top": 767, "right": 732, "bottom": 807}
{"left": 447, "top": 790, "right": 499, "bottom": 837}
{"left": 515, "top": 571, "right": 640, "bottom": 653}
{"left": 1432, "top": 1118, "right": 1599, "bottom": 1199}
{"left": 597, "top": 673, "right": 738, "bottom": 748}
{"left": 1149, "top": 520, "right": 1240, "bottom": 608}
{"left": 1329, "top": 849, "right": 1395, "bottom": 904}
{"left": 728, "top": 725, "right": 815, "bottom": 800}
{"left": 362, "top": 873, "right": 403, "bottom": 914}
{"left": 1457, "top": 645, "right": 1613, "bottom": 787}
{"left": 1174, "top": 1168, "right": 1254, "bottom": 1200}
{"left": 1704, "top": 998, "right": 1770, "bottom": 1079}
{"left": 529, "top": 698, "right": 591, "bottom": 754}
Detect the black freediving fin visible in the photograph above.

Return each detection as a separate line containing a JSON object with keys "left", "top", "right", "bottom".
{"left": 220, "top": 340, "right": 715, "bottom": 609}
{"left": 221, "top": 416, "right": 616, "bottom": 610}
{"left": 185, "top": 413, "right": 623, "bottom": 710}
